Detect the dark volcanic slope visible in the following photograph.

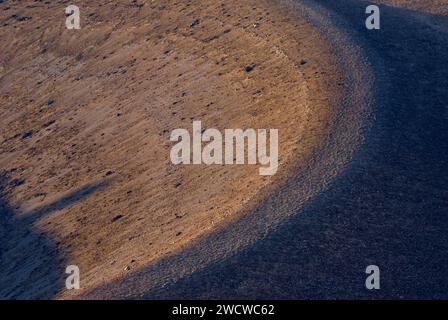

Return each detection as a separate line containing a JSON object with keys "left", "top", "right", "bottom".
{"left": 84, "top": 0, "right": 448, "bottom": 299}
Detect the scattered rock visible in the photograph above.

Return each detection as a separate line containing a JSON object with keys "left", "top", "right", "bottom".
{"left": 176, "top": 231, "right": 182, "bottom": 236}
{"left": 43, "top": 120, "right": 56, "bottom": 128}
{"left": 18, "top": 16, "right": 32, "bottom": 22}
{"left": 34, "top": 192, "right": 47, "bottom": 198}
{"left": 111, "top": 214, "right": 124, "bottom": 222}
{"left": 10, "top": 14, "right": 32, "bottom": 22}
{"left": 11, "top": 179, "right": 25, "bottom": 187}
{"left": 175, "top": 182, "right": 182, "bottom": 188}
{"left": 47, "top": 99, "right": 55, "bottom": 106}
{"left": 190, "top": 19, "right": 200, "bottom": 28}
{"left": 21, "top": 131, "right": 33, "bottom": 139}
{"left": 105, "top": 170, "right": 114, "bottom": 176}
{"left": 298, "top": 59, "right": 308, "bottom": 66}
{"left": 124, "top": 265, "right": 131, "bottom": 271}
{"left": 244, "top": 64, "right": 256, "bottom": 73}
{"left": 130, "top": 1, "right": 144, "bottom": 9}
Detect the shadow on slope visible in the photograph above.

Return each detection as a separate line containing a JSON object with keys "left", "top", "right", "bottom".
{"left": 0, "top": 174, "right": 110, "bottom": 299}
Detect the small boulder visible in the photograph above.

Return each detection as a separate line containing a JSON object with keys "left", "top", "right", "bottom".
{"left": 11, "top": 179, "right": 25, "bottom": 187}
{"left": 105, "top": 170, "right": 114, "bottom": 176}
{"left": 190, "top": 19, "right": 200, "bottom": 28}
{"left": 111, "top": 214, "right": 124, "bottom": 223}
{"left": 244, "top": 64, "right": 256, "bottom": 73}
{"left": 21, "top": 131, "right": 33, "bottom": 139}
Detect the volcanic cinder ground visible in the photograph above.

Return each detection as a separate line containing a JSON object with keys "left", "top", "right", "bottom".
{"left": 0, "top": 0, "right": 447, "bottom": 299}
